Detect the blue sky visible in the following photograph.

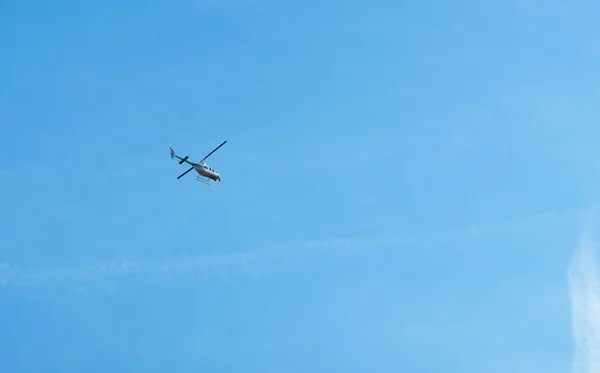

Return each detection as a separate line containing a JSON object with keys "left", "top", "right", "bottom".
{"left": 1, "top": 0, "right": 600, "bottom": 371}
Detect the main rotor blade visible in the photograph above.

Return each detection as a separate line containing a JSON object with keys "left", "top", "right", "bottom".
{"left": 177, "top": 166, "right": 194, "bottom": 179}
{"left": 200, "top": 140, "right": 227, "bottom": 162}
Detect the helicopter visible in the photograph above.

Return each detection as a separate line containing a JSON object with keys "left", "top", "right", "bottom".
{"left": 169, "top": 140, "right": 227, "bottom": 185}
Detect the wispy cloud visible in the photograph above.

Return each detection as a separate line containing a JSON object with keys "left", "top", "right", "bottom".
{"left": 568, "top": 215, "right": 600, "bottom": 373}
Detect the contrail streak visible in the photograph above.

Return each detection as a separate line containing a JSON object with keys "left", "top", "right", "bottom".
{"left": 0, "top": 207, "right": 590, "bottom": 289}
{"left": 0, "top": 251, "right": 255, "bottom": 287}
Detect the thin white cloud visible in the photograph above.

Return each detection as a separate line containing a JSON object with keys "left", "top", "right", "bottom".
{"left": 568, "top": 218, "right": 600, "bottom": 373}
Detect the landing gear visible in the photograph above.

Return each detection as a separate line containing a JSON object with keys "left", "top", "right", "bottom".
{"left": 195, "top": 176, "right": 212, "bottom": 186}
